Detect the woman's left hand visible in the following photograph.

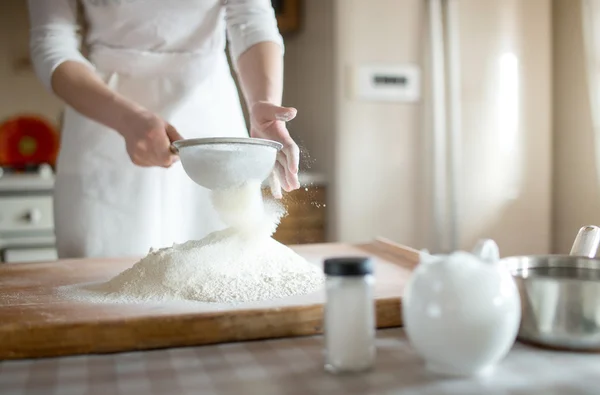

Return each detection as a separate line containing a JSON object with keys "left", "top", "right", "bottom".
{"left": 249, "top": 101, "right": 300, "bottom": 198}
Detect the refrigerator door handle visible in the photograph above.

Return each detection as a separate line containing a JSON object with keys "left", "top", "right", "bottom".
{"left": 581, "top": 0, "right": 600, "bottom": 192}
{"left": 426, "top": 0, "right": 461, "bottom": 253}
{"left": 428, "top": 0, "right": 449, "bottom": 253}
{"left": 445, "top": 0, "right": 462, "bottom": 252}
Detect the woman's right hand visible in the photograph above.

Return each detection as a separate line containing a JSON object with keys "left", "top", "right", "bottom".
{"left": 118, "top": 111, "right": 183, "bottom": 168}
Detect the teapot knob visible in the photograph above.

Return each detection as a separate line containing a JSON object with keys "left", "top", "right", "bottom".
{"left": 471, "top": 239, "right": 500, "bottom": 263}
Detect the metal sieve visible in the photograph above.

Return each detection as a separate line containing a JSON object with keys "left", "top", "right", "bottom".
{"left": 171, "top": 137, "right": 282, "bottom": 190}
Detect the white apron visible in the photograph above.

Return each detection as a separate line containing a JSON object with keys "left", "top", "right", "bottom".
{"left": 54, "top": 48, "right": 248, "bottom": 258}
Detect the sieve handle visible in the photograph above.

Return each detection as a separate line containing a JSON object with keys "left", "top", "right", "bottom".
{"left": 569, "top": 225, "right": 600, "bottom": 258}
{"left": 169, "top": 144, "right": 179, "bottom": 155}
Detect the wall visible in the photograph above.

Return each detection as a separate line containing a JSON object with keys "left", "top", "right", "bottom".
{"left": 453, "top": 0, "right": 552, "bottom": 256}
{"left": 282, "top": 0, "right": 334, "bottom": 176}
{"left": 552, "top": 0, "right": 600, "bottom": 253}
{"left": 0, "top": 1, "right": 63, "bottom": 125}
{"left": 332, "top": 0, "right": 425, "bottom": 245}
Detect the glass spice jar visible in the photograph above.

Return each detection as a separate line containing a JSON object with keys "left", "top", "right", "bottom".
{"left": 323, "top": 256, "right": 376, "bottom": 374}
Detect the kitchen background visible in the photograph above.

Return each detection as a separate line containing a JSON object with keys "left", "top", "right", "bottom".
{"left": 0, "top": 0, "right": 597, "bottom": 262}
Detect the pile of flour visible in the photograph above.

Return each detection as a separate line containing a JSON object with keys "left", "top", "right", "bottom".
{"left": 63, "top": 180, "right": 324, "bottom": 304}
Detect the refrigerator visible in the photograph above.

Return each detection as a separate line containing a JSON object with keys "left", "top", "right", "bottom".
{"left": 419, "top": 0, "right": 552, "bottom": 256}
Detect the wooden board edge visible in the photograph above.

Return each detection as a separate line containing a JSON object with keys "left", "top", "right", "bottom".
{"left": 355, "top": 237, "right": 421, "bottom": 271}
{"left": 0, "top": 298, "right": 403, "bottom": 361}
{"left": 374, "top": 237, "right": 421, "bottom": 266}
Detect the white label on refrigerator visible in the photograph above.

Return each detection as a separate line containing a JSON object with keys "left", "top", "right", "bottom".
{"left": 352, "top": 64, "right": 421, "bottom": 102}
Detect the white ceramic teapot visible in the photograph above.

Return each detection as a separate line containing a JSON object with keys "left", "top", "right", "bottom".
{"left": 402, "top": 239, "right": 521, "bottom": 376}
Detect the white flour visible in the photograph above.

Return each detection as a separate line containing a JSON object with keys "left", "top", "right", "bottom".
{"left": 61, "top": 181, "right": 324, "bottom": 304}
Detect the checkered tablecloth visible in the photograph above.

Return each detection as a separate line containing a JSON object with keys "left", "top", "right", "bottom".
{"left": 1, "top": 328, "right": 599, "bottom": 395}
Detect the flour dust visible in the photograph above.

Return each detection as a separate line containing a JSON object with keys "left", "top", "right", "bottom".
{"left": 58, "top": 180, "right": 324, "bottom": 304}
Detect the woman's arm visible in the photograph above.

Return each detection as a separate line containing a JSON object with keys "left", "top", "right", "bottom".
{"left": 225, "top": 0, "right": 301, "bottom": 196}
{"left": 28, "top": 0, "right": 133, "bottom": 130}
{"left": 237, "top": 41, "right": 283, "bottom": 108}
{"left": 27, "top": 0, "right": 181, "bottom": 167}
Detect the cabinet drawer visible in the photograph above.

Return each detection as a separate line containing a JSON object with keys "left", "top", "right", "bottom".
{"left": 0, "top": 196, "right": 54, "bottom": 232}
{"left": 2, "top": 247, "right": 58, "bottom": 263}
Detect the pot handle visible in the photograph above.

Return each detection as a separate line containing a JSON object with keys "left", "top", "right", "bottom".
{"left": 569, "top": 225, "right": 600, "bottom": 258}
{"left": 471, "top": 239, "right": 500, "bottom": 263}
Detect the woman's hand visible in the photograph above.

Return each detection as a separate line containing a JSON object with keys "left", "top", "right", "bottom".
{"left": 118, "top": 110, "right": 183, "bottom": 168}
{"left": 249, "top": 101, "right": 300, "bottom": 198}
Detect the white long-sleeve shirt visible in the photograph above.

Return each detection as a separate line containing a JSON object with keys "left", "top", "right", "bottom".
{"left": 27, "top": 0, "right": 284, "bottom": 91}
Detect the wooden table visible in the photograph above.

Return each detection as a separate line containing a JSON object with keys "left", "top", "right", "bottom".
{"left": 1, "top": 328, "right": 599, "bottom": 395}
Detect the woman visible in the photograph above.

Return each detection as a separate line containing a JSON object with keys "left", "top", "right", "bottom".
{"left": 27, "top": 0, "right": 300, "bottom": 258}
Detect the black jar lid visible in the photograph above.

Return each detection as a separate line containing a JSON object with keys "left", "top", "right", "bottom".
{"left": 324, "top": 257, "right": 373, "bottom": 276}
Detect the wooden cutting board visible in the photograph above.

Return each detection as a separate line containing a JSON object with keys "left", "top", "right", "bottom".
{"left": 0, "top": 238, "right": 419, "bottom": 360}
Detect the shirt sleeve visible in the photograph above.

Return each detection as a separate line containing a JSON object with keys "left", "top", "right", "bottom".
{"left": 224, "top": 0, "right": 285, "bottom": 63}
{"left": 27, "top": 0, "right": 94, "bottom": 92}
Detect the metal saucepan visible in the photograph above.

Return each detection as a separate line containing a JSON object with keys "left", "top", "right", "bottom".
{"left": 501, "top": 225, "right": 600, "bottom": 351}
{"left": 170, "top": 137, "right": 282, "bottom": 190}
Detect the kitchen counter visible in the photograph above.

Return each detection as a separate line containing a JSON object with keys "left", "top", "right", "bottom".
{"left": 1, "top": 328, "right": 598, "bottom": 395}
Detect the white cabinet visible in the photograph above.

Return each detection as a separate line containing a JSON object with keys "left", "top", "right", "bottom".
{"left": 0, "top": 170, "right": 57, "bottom": 263}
